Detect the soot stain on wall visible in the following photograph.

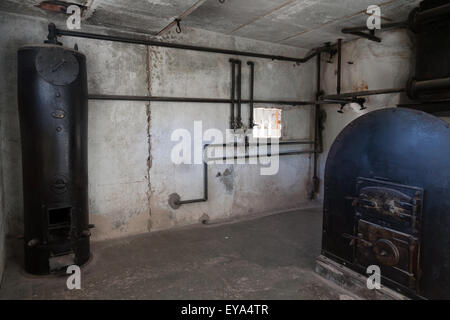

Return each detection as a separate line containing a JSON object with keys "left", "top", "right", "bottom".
{"left": 216, "top": 166, "right": 235, "bottom": 193}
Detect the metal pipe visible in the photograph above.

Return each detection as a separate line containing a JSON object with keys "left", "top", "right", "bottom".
{"left": 312, "top": 53, "right": 321, "bottom": 200}
{"left": 322, "top": 98, "right": 365, "bottom": 105}
{"left": 229, "top": 59, "right": 236, "bottom": 129}
{"left": 213, "top": 150, "right": 314, "bottom": 161}
{"left": 322, "top": 87, "right": 405, "bottom": 100}
{"left": 176, "top": 144, "right": 210, "bottom": 205}
{"left": 413, "top": 77, "right": 450, "bottom": 92}
{"left": 247, "top": 61, "right": 255, "bottom": 128}
{"left": 91, "top": 92, "right": 403, "bottom": 106}
{"left": 337, "top": 39, "right": 342, "bottom": 95}
{"left": 207, "top": 141, "right": 315, "bottom": 148}
{"left": 251, "top": 99, "right": 315, "bottom": 106}
{"left": 414, "top": 3, "right": 450, "bottom": 23}
{"left": 88, "top": 94, "right": 316, "bottom": 106}
{"left": 177, "top": 158, "right": 209, "bottom": 205}
{"left": 175, "top": 142, "right": 315, "bottom": 207}
{"left": 407, "top": 77, "right": 450, "bottom": 100}
{"left": 53, "top": 25, "right": 317, "bottom": 63}
{"left": 342, "top": 21, "right": 407, "bottom": 33}
{"left": 343, "top": 31, "right": 381, "bottom": 42}
{"left": 236, "top": 60, "right": 242, "bottom": 129}
{"left": 341, "top": 21, "right": 407, "bottom": 42}
{"left": 88, "top": 95, "right": 230, "bottom": 103}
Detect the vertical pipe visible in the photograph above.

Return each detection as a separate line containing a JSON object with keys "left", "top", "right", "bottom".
{"left": 311, "top": 53, "right": 321, "bottom": 200}
{"left": 229, "top": 59, "right": 236, "bottom": 129}
{"left": 203, "top": 161, "right": 208, "bottom": 201}
{"left": 247, "top": 61, "right": 255, "bottom": 128}
{"left": 337, "top": 39, "right": 342, "bottom": 95}
{"left": 236, "top": 60, "right": 242, "bottom": 129}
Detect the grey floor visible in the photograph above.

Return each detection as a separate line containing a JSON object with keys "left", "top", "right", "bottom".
{"left": 0, "top": 207, "right": 355, "bottom": 300}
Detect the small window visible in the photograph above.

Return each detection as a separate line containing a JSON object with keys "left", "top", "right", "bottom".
{"left": 253, "top": 108, "right": 282, "bottom": 138}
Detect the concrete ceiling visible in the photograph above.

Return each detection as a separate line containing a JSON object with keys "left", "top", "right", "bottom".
{"left": 0, "top": 0, "right": 421, "bottom": 49}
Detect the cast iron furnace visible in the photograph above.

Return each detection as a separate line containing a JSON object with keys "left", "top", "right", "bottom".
{"left": 321, "top": 0, "right": 450, "bottom": 300}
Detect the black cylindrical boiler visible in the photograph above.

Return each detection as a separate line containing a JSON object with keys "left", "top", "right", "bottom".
{"left": 18, "top": 44, "right": 90, "bottom": 275}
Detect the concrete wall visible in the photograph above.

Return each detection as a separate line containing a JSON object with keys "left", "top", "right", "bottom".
{"left": 317, "top": 29, "right": 416, "bottom": 198}
{"left": 148, "top": 28, "right": 316, "bottom": 231}
{"left": 0, "top": 11, "right": 317, "bottom": 243}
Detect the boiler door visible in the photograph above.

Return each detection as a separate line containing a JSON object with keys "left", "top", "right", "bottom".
{"left": 35, "top": 47, "right": 79, "bottom": 86}
{"left": 355, "top": 220, "right": 420, "bottom": 290}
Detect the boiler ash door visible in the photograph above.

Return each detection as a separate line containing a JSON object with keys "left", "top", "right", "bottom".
{"left": 322, "top": 107, "right": 450, "bottom": 299}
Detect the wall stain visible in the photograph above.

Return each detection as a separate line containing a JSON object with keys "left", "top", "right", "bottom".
{"left": 216, "top": 166, "right": 234, "bottom": 193}
{"left": 353, "top": 80, "right": 368, "bottom": 92}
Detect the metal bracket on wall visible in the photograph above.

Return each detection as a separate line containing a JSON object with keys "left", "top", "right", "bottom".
{"left": 175, "top": 19, "right": 182, "bottom": 33}
{"left": 322, "top": 97, "right": 367, "bottom": 113}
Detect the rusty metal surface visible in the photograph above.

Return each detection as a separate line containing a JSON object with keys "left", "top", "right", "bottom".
{"left": 36, "top": 1, "right": 87, "bottom": 15}
{"left": 322, "top": 107, "right": 450, "bottom": 300}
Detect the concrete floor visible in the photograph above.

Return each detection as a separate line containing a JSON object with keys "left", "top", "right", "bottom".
{"left": 0, "top": 207, "right": 356, "bottom": 300}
